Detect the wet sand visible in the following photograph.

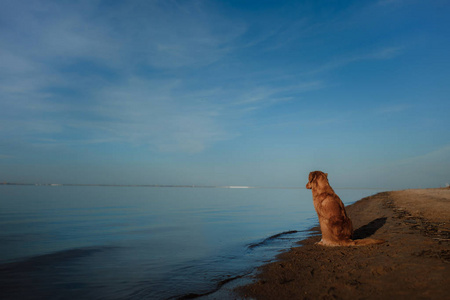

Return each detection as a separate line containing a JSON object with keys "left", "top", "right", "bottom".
{"left": 236, "top": 188, "right": 450, "bottom": 299}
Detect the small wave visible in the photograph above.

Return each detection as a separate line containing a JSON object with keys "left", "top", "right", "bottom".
{"left": 0, "top": 246, "right": 117, "bottom": 272}
{"left": 247, "top": 230, "right": 304, "bottom": 250}
{"left": 171, "top": 272, "right": 251, "bottom": 300}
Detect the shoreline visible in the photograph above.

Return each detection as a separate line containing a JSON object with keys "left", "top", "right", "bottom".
{"left": 233, "top": 188, "right": 450, "bottom": 299}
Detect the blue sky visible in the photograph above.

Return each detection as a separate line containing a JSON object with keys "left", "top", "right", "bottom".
{"left": 1, "top": 0, "right": 449, "bottom": 189}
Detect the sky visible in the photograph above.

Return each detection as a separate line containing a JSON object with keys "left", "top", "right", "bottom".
{"left": 1, "top": 0, "right": 449, "bottom": 189}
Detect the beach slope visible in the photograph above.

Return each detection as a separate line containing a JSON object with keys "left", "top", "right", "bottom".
{"left": 236, "top": 188, "right": 450, "bottom": 299}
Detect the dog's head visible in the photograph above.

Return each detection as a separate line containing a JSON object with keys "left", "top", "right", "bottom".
{"left": 306, "top": 171, "right": 328, "bottom": 189}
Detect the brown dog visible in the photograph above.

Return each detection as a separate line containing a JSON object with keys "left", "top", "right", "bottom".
{"left": 306, "top": 171, "right": 384, "bottom": 246}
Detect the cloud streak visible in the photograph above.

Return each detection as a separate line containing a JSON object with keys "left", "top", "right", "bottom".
{"left": 306, "top": 46, "right": 403, "bottom": 75}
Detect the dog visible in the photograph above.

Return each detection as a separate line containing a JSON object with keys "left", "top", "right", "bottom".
{"left": 306, "top": 171, "right": 384, "bottom": 246}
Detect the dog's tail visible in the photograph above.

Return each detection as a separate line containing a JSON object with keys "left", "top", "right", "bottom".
{"left": 350, "top": 238, "right": 385, "bottom": 246}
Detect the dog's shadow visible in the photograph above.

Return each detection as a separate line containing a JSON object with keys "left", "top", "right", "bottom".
{"left": 353, "top": 217, "right": 387, "bottom": 240}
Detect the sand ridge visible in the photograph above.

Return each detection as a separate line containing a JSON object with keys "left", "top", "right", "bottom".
{"left": 236, "top": 188, "right": 450, "bottom": 299}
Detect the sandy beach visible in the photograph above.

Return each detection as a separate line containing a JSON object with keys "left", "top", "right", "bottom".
{"left": 236, "top": 188, "right": 450, "bottom": 299}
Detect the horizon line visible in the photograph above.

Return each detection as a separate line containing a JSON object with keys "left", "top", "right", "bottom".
{"left": 0, "top": 182, "right": 385, "bottom": 190}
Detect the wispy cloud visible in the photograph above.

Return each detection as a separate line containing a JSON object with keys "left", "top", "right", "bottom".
{"left": 398, "top": 145, "right": 450, "bottom": 166}
{"left": 232, "top": 81, "right": 323, "bottom": 105}
{"left": 90, "top": 78, "right": 234, "bottom": 153}
{"left": 375, "top": 104, "right": 411, "bottom": 115}
{"left": 307, "top": 46, "right": 403, "bottom": 75}
{"left": 4, "top": 1, "right": 247, "bottom": 71}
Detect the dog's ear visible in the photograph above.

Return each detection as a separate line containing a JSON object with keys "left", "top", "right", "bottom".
{"left": 325, "top": 173, "right": 328, "bottom": 178}
{"left": 309, "top": 172, "right": 317, "bottom": 183}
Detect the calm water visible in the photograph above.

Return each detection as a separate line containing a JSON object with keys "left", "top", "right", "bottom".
{"left": 0, "top": 186, "right": 379, "bottom": 299}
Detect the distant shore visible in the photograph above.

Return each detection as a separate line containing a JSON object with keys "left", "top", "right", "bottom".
{"left": 235, "top": 188, "right": 450, "bottom": 299}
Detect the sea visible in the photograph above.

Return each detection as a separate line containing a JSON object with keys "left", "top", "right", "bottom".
{"left": 0, "top": 185, "right": 380, "bottom": 299}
